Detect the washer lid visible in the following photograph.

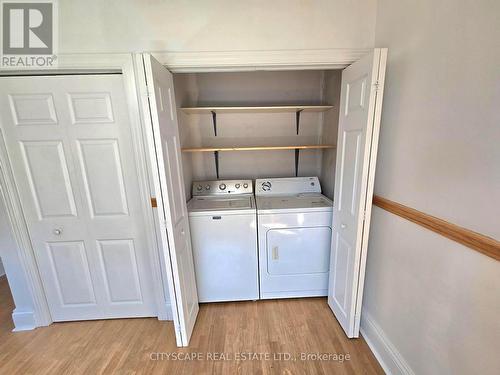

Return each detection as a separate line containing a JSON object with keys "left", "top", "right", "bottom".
{"left": 256, "top": 194, "right": 333, "bottom": 213}
{"left": 188, "top": 195, "right": 255, "bottom": 215}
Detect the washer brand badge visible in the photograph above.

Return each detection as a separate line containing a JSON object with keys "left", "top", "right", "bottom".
{"left": 1, "top": 0, "right": 58, "bottom": 68}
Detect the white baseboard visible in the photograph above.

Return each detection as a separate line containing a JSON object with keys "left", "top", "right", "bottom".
{"left": 12, "top": 309, "right": 36, "bottom": 331}
{"left": 164, "top": 302, "right": 173, "bottom": 320}
{"left": 360, "top": 309, "right": 414, "bottom": 375}
{"left": 157, "top": 302, "right": 173, "bottom": 321}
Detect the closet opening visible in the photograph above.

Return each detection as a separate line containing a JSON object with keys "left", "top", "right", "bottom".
{"left": 142, "top": 49, "right": 386, "bottom": 346}
{"left": 169, "top": 68, "right": 343, "bottom": 340}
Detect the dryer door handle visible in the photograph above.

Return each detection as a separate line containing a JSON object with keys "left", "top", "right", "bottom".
{"left": 272, "top": 246, "right": 279, "bottom": 260}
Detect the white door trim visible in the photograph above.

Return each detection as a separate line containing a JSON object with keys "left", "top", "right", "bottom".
{"left": 0, "top": 134, "right": 52, "bottom": 327}
{"left": 0, "top": 54, "right": 169, "bottom": 327}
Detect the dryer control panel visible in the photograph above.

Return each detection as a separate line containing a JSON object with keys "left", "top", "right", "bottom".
{"left": 192, "top": 179, "right": 253, "bottom": 196}
{"left": 255, "top": 177, "right": 321, "bottom": 196}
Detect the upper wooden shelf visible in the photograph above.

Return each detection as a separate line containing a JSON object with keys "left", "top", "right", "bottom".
{"left": 182, "top": 145, "right": 335, "bottom": 152}
{"left": 181, "top": 105, "right": 334, "bottom": 114}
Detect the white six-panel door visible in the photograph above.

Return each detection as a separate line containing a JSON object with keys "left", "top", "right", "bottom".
{"left": 0, "top": 75, "right": 157, "bottom": 321}
{"left": 140, "top": 53, "right": 199, "bottom": 347}
{"left": 328, "top": 49, "right": 387, "bottom": 337}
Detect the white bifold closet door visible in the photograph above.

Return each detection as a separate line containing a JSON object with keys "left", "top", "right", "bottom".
{"left": 138, "top": 53, "right": 199, "bottom": 347}
{"left": 0, "top": 74, "right": 158, "bottom": 321}
{"left": 328, "top": 49, "right": 387, "bottom": 337}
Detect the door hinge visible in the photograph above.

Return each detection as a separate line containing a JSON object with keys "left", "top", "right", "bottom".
{"left": 143, "top": 86, "right": 154, "bottom": 98}
{"left": 373, "top": 80, "right": 379, "bottom": 92}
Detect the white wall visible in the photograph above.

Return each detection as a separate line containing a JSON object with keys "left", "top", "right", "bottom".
{"left": 174, "top": 71, "right": 339, "bottom": 196}
{"left": 361, "top": 1, "right": 500, "bottom": 374}
{"left": 58, "top": 0, "right": 377, "bottom": 53}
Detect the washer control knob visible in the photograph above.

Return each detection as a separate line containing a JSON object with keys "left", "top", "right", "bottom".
{"left": 205, "top": 185, "right": 210, "bottom": 190}
{"left": 262, "top": 181, "right": 272, "bottom": 191}
{"left": 219, "top": 183, "right": 226, "bottom": 190}
{"left": 197, "top": 185, "right": 203, "bottom": 191}
{"left": 243, "top": 183, "right": 249, "bottom": 188}
{"left": 235, "top": 183, "right": 241, "bottom": 189}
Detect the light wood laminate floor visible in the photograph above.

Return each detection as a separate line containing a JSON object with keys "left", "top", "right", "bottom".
{"left": 0, "top": 277, "right": 383, "bottom": 374}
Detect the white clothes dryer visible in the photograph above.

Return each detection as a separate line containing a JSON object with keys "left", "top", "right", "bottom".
{"left": 255, "top": 177, "right": 333, "bottom": 299}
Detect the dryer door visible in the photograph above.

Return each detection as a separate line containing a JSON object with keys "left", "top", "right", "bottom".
{"left": 267, "top": 227, "right": 331, "bottom": 276}
{"left": 259, "top": 224, "right": 332, "bottom": 299}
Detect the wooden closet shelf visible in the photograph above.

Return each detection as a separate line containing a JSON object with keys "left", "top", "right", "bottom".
{"left": 182, "top": 145, "right": 336, "bottom": 152}
{"left": 181, "top": 105, "right": 333, "bottom": 114}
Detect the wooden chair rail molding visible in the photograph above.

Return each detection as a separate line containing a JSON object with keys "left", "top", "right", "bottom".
{"left": 372, "top": 196, "right": 500, "bottom": 261}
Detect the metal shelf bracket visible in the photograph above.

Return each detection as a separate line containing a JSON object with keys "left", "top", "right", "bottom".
{"left": 211, "top": 111, "right": 217, "bottom": 136}
{"left": 296, "top": 109, "right": 303, "bottom": 135}
{"left": 295, "top": 149, "right": 299, "bottom": 177}
{"left": 214, "top": 151, "right": 220, "bottom": 179}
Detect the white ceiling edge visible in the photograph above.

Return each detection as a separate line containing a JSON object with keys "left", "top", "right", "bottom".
{"left": 151, "top": 48, "right": 371, "bottom": 72}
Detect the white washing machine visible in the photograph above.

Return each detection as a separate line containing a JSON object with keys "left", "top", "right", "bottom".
{"left": 187, "top": 179, "right": 259, "bottom": 302}
{"left": 255, "top": 177, "right": 333, "bottom": 299}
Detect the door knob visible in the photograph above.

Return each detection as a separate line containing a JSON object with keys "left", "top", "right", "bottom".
{"left": 53, "top": 228, "right": 62, "bottom": 235}
{"left": 340, "top": 223, "right": 347, "bottom": 229}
